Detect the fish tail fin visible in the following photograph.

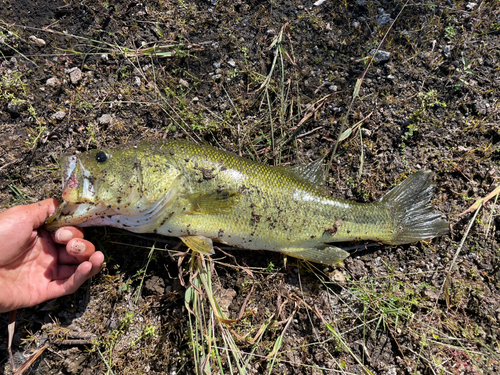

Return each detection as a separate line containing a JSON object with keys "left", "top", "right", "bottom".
{"left": 380, "top": 170, "right": 449, "bottom": 245}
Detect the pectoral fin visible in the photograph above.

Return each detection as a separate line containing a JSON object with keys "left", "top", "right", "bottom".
{"left": 180, "top": 235, "right": 215, "bottom": 255}
{"left": 185, "top": 189, "right": 240, "bottom": 215}
{"left": 282, "top": 246, "right": 350, "bottom": 265}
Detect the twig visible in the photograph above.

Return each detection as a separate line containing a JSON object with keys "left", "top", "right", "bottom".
{"left": 437, "top": 203, "right": 482, "bottom": 310}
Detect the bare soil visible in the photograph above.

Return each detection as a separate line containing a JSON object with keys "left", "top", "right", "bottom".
{"left": 1, "top": 0, "right": 499, "bottom": 374}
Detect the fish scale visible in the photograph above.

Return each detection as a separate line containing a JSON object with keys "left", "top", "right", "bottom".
{"left": 45, "top": 140, "right": 449, "bottom": 265}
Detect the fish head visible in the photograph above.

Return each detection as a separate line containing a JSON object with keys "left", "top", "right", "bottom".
{"left": 46, "top": 144, "right": 180, "bottom": 230}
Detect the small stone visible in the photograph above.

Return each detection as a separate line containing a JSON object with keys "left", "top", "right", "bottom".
{"left": 423, "top": 290, "right": 439, "bottom": 301}
{"left": 98, "top": 114, "right": 113, "bottom": 125}
{"left": 213, "top": 61, "right": 221, "bottom": 69}
{"left": 134, "top": 76, "right": 141, "bottom": 86}
{"left": 144, "top": 276, "right": 166, "bottom": 295}
{"left": 51, "top": 110, "right": 66, "bottom": 121}
{"left": 361, "top": 128, "right": 372, "bottom": 137}
{"left": 347, "top": 259, "right": 367, "bottom": 278}
{"left": 328, "top": 85, "right": 338, "bottom": 92}
{"left": 266, "top": 29, "right": 276, "bottom": 35}
{"left": 7, "top": 100, "right": 27, "bottom": 114}
{"left": 213, "top": 286, "right": 236, "bottom": 313}
{"left": 69, "top": 68, "right": 82, "bottom": 84}
{"left": 179, "top": 78, "right": 189, "bottom": 88}
{"left": 29, "top": 35, "right": 46, "bottom": 47}
{"left": 466, "top": 2, "right": 477, "bottom": 10}
{"left": 375, "top": 13, "right": 392, "bottom": 26}
{"left": 329, "top": 270, "right": 346, "bottom": 283}
{"left": 100, "top": 54, "right": 109, "bottom": 61}
{"left": 192, "top": 97, "right": 199, "bottom": 103}
{"left": 227, "top": 59, "right": 236, "bottom": 68}
{"left": 352, "top": 21, "right": 360, "bottom": 28}
{"left": 371, "top": 50, "right": 391, "bottom": 63}
{"left": 46, "top": 77, "right": 61, "bottom": 87}
{"left": 443, "top": 45, "right": 453, "bottom": 59}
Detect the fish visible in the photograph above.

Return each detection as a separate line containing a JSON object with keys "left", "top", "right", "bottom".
{"left": 45, "top": 140, "right": 449, "bottom": 265}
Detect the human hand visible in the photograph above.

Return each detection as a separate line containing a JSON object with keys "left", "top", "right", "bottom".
{"left": 0, "top": 199, "right": 104, "bottom": 313}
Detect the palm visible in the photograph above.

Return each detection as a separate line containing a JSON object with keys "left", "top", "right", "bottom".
{"left": 0, "top": 200, "right": 103, "bottom": 313}
{"left": 3, "top": 231, "right": 75, "bottom": 311}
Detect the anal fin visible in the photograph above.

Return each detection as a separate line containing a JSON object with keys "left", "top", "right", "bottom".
{"left": 282, "top": 246, "right": 350, "bottom": 265}
{"left": 180, "top": 235, "right": 215, "bottom": 255}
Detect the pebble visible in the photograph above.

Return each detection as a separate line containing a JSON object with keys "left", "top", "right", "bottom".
{"left": 98, "top": 114, "right": 113, "bottom": 125}
{"left": 29, "top": 35, "right": 46, "bottom": 47}
{"left": 7, "top": 100, "right": 27, "bottom": 114}
{"left": 46, "top": 77, "right": 61, "bottom": 87}
{"left": 466, "top": 2, "right": 477, "bottom": 10}
{"left": 213, "top": 61, "right": 221, "bottom": 69}
{"left": 179, "top": 78, "right": 189, "bottom": 88}
{"left": 69, "top": 68, "right": 83, "bottom": 84}
{"left": 443, "top": 45, "right": 453, "bottom": 59}
{"left": 227, "top": 59, "right": 236, "bottom": 68}
{"left": 51, "top": 110, "right": 66, "bottom": 121}
{"left": 361, "top": 128, "right": 372, "bottom": 137}
{"left": 313, "top": 0, "right": 328, "bottom": 6}
{"left": 329, "top": 270, "right": 346, "bottom": 283}
{"left": 371, "top": 50, "right": 391, "bottom": 63}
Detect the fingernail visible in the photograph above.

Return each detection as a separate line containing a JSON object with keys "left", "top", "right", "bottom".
{"left": 57, "top": 229, "right": 73, "bottom": 242}
{"left": 71, "top": 240, "right": 86, "bottom": 254}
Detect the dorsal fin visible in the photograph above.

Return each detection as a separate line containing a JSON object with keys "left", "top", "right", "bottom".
{"left": 276, "top": 158, "right": 325, "bottom": 185}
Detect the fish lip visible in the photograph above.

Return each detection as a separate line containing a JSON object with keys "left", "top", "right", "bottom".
{"left": 45, "top": 201, "right": 111, "bottom": 230}
{"left": 61, "top": 155, "right": 78, "bottom": 191}
{"left": 44, "top": 154, "right": 101, "bottom": 230}
{"left": 60, "top": 155, "right": 96, "bottom": 203}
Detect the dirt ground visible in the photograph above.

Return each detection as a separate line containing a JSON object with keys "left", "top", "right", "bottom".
{"left": 0, "top": 0, "right": 499, "bottom": 374}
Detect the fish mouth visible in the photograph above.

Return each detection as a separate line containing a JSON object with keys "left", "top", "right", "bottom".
{"left": 45, "top": 200, "right": 111, "bottom": 230}
{"left": 45, "top": 155, "right": 104, "bottom": 230}
{"left": 60, "top": 155, "right": 96, "bottom": 203}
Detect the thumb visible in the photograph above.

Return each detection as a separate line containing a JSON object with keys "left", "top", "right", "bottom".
{"left": 27, "top": 199, "right": 60, "bottom": 229}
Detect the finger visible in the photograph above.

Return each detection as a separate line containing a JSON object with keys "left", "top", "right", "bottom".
{"left": 46, "top": 262, "right": 93, "bottom": 299}
{"left": 27, "top": 199, "right": 60, "bottom": 229}
{"left": 53, "top": 227, "right": 86, "bottom": 244}
{"left": 46, "top": 253, "right": 104, "bottom": 299}
{"left": 88, "top": 251, "right": 105, "bottom": 278}
{"left": 57, "top": 239, "right": 96, "bottom": 264}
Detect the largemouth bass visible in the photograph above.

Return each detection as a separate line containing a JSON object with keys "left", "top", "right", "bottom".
{"left": 45, "top": 140, "right": 449, "bottom": 265}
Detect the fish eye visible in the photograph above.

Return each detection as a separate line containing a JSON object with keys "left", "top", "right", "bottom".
{"left": 95, "top": 151, "right": 108, "bottom": 163}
